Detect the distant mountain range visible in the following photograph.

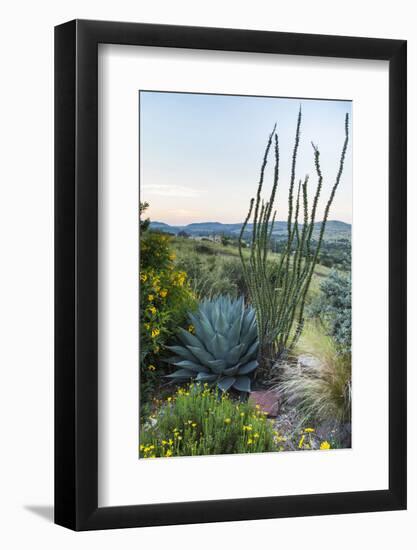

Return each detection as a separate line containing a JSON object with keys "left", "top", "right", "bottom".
{"left": 149, "top": 220, "right": 351, "bottom": 240}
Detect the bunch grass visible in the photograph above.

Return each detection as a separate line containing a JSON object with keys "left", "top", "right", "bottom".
{"left": 276, "top": 321, "right": 352, "bottom": 424}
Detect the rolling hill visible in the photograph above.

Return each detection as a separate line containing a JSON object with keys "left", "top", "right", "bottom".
{"left": 149, "top": 220, "right": 351, "bottom": 241}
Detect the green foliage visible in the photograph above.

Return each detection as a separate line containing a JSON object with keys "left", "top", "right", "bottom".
{"left": 166, "top": 295, "right": 259, "bottom": 395}
{"left": 277, "top": 322, "right": 351, "bottom": 424}
{"left": 140, "top": 231, "right": 196, "bottom": 401}
{"left": 139, "top": 384, "right": 277, "bottom": 457}
{"left": 140, "top": 201, "right": 150, "bottom": 232}
{"left": 238, "top": 109, "right": 350, "bottom": 372}
{"left": 221, "top": 234, "right": 231, "bottom": 246}
{"left": 308, "top": 270, "right": 351, "bottom": 353}
{"left": 175, "top": 251, "right": 247, "bottom": 300}
{"left": 316, "top": 238, "right": 351, "bottom": 270}
{"left": 140, "top": 230, "right": 173, "bottom": 271}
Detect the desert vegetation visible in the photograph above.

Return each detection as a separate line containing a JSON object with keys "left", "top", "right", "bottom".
{"left": 139, "top": 109, "right": 351, "bottom": 458}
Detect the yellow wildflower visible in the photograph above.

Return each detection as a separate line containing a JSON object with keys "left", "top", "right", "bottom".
{"left": 148, "top": 294, "right": 154, "bottom": 302}
{"left": 247, "top": 438, "right": 253, "bottom": 445}
{"left": 165, "top": 449, "right": 173, "bottom": 457}
{"left": 304, "top": 428, "right": 315, "bottom": 433}
{"left": 140, "top": 272, "right": 147, "bottom": 282}
{"left": 148, "top": 306, "right": 157, "bottom": 315}
{"left": 192, "top": 423, "right": 197, "bottom": 428}
{"left": 224, "top": 418, "right": 231, "bottom": 425}
{"left": 148, "top": 364, "right": 156, "bottom": 371}
{"left": 188, "top": 324, "right": 195, "bottom": 333}
{"left": 151, "top": 328, "right": 160, "bottom": 338}
{"left": 320, "top": 441, "right": 331, "bottom": 450}
{"left": 159, "top": 289, "right": 168, "bottom": 298}
{"left": 298, "top": 435, "right": 305, "bottom": 449}
{"left": 175, "top": 271, "right": 186, "bottom": 286}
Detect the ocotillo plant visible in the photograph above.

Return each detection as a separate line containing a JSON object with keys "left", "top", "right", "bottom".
{"left": 238, "top": 109, "right": 349, "bottom": 374}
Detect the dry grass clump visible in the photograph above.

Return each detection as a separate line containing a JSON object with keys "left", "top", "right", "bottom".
{"left": 276, "top": 322, "right": 351, "bottom": 424}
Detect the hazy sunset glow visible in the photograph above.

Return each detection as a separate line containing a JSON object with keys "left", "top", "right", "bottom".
{"left": 140, "top": 92, "right": 352, "bottom": 226}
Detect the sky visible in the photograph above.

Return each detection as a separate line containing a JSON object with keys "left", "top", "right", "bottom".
{"left": 140, "top": 92, "right": 352, "bottom": 226}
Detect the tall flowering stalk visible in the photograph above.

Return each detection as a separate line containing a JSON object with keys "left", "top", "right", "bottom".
{"left": 238, "top": 109, "right": 349, "bottom": 373}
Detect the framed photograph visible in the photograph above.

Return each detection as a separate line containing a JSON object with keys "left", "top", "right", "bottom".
{"left": 55, "top": 19, "right": 407, "bottom": 530}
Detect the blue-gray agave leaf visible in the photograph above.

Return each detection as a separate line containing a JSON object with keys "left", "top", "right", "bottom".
{"left": 166, "top": 295, "right": 259, "bottom": 396}
{"left": 232, "top": 375, "right": 251, "bottom": 393}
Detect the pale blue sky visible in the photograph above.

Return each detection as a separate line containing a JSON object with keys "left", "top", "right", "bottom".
{"left": 140, "top": 92, "right": 352, "bottom": 225}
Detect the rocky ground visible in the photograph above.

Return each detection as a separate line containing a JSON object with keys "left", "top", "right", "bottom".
{"left": 250, "top": 354, "right": 351, "bottom": 451}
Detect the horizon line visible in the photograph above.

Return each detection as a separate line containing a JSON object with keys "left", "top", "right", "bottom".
{"left": 150, "top": 218, "right": 352, "bottom": 226}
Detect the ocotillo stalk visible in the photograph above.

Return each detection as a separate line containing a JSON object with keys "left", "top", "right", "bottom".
{"left": 238, "top": 110, "right": 349, "bottom": 373}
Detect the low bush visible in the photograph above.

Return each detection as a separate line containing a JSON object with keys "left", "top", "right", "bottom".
{"left": 140, "top": 231, "right": 196, "bottom": 402}
{"left": 308, "top": 270, "right": 351, "bottom": 353}
{"left": 139, "top": 384, "right": 278, "bottom": 457}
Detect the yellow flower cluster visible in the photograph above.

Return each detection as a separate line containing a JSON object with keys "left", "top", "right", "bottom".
{"left": 294, "top": 427, "right": 332, "bottom": 451}
{"left": 171, "top": 270, "right": 187, "bottom": 287}
{"left": 139, "top": 444, "right": 156, "bottom": 458}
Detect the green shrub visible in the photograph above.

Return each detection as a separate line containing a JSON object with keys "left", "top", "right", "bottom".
{"left": 140, "top": 231, "right": 196, "bottom": 402}
{"left": 195, "top": 243, "right": 216, "bottom": 255}
{"left": 308, "top": 270, "right": 351, "bottom": 353}
{"left": 140, "top": 230, "right": 172, "bottom": 271}
{"left": 139, "top": 384, "right": 278, "bottom": 457}
{"left": 166, "top": 295, "right": 259, "bottom": 395}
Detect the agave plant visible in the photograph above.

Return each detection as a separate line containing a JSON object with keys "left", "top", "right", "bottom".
{"left": 166, "top": 295, "right": 259, "bottom": 394}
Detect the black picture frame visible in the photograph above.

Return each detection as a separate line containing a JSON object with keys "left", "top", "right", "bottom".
{"left": 55, "top": 19, "right": 407, "bottom": 531}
